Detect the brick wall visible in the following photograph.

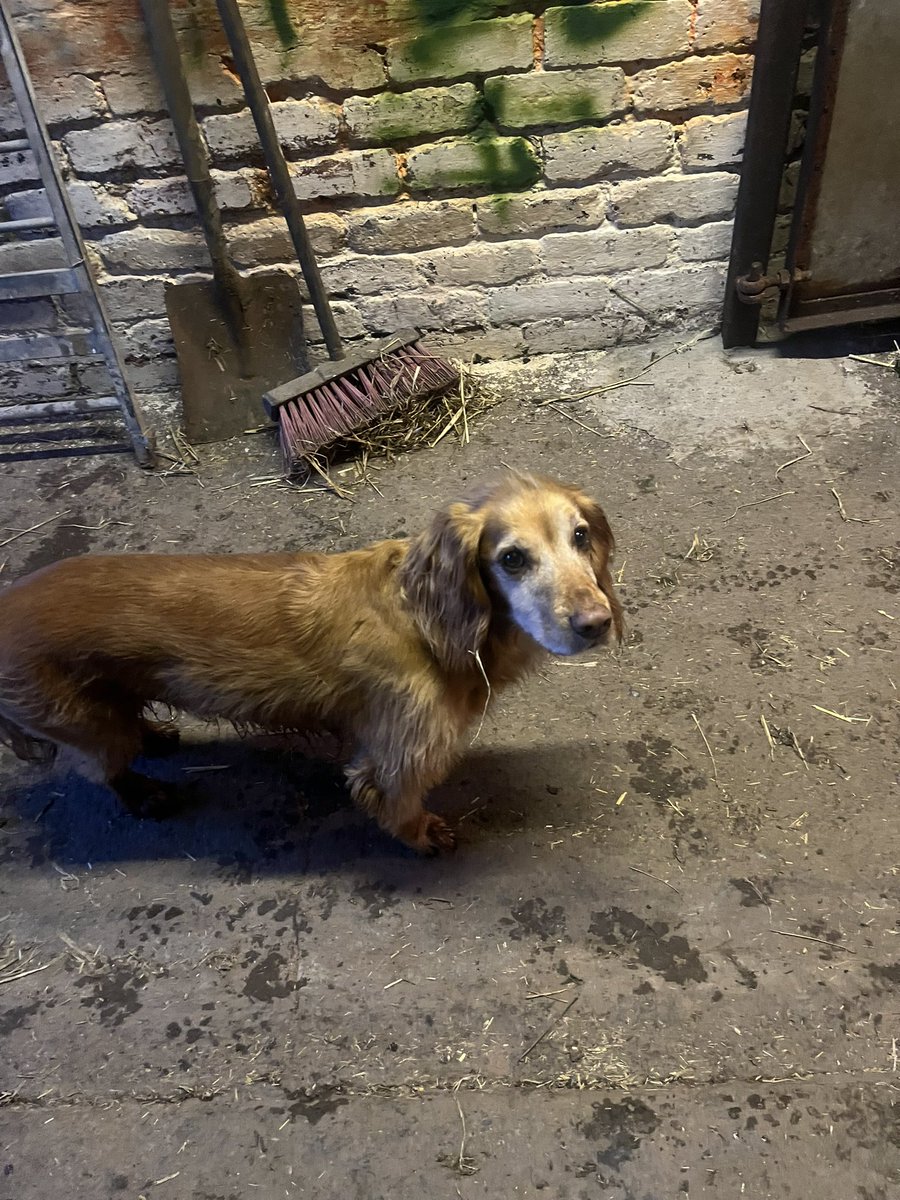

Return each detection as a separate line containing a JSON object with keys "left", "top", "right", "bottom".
{"left": 0, "top": 0, "right": 760, "bottom": 426}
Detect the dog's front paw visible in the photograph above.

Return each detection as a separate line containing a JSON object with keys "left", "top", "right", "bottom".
{"left": 420, "top": 812, "right": 457, "bottom": 856}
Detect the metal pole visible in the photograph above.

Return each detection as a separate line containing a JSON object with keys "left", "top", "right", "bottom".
{"left": 140, "top": 0, "right": 249, "bottom": 356}
{"left": 214, "top": 0, "right": 344, "bottom": 361}
{"left": 721, "top": 0, "right": 809, "bottom": 349}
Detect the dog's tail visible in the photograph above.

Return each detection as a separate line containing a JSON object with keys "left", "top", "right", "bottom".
{"left": 0, "top": 711, "right": 57, "bottom": 765}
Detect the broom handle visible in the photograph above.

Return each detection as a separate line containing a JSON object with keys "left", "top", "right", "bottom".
{"left": 215, "top": 0, "right": 344, "bottom": 361}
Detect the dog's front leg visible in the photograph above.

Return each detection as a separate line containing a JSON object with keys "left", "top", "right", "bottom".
{"left": 345, "top": 758, "right": 456, "bottom": 855}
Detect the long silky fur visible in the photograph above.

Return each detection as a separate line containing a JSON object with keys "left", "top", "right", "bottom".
{"left": 0, "top": 475, "right": 621, "bottom": 851}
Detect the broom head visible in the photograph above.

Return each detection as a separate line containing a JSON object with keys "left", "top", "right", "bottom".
{"left": 263, "top": 328, "right": 460, "bottom": 473}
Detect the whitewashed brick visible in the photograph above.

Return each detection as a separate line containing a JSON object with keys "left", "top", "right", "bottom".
{"left": 0, "top": 236, "right": 67, "bottom": 272}
{"left": 101, "top": 71, "right": 163, "bottom": 117}
{"left": 421, "top": 241, "right": 539, "bottom": 287}
{"left": 289, "top": 150, "right": 399, "bottom": 202}
{"left": 425, "top": 325, "right": 527, "bottom": 360}
{"left": 117, "top": 317, "right": 175, "bottom": 359}
{"left": 406, "top": 136, "right": 540, "bottom": 193}
{"left": 203, "top": 100, "right": 340, "bottom": 160}
{"left": 97, "top": 228, "right": 208, "bottom": 273}
{"left": 99, "top": 274, "right": 170, "bottom": 320}
{"left": 488, "top": 278, "right": 613, "bottom": 324}
{"left": 127, "top": 170, "right": 260, "bottom": 218}
{"left": 485, "top": 67, "right": 626, "bottom": 129}
{"left": 102, "top": 62, "right": 241, "bottom": 116}
{"left": 0, "top": 74, "right": 106, "bottom": 135}
{"left": 608, "top": 172, "right": 739, "bottom": 226}
{"left": 124, "top": 357, "right": 181, "bottom": 391}
{"left": 229, "top": 213, "right": 346, "bottom": 266}
{"left": 632, "top": 55, "right": 753, "bottom": 114}
{"left": 610, "top": 264, "right": 727, "bottom": 317}
{"left": 694, "top": 0, "right": 761, "bottom": 51}
{"left": 540, "top": 226, "right": 673, "bottom": 276}
{"left": 345, "top": 85, "right": 480, "bottom": 146}
{"left": 544, "top": 1, "right": 692, "bottom": 67}
{"left": 5, "top": 183, "right": 134, "bottom": 227}
{"left": 388, "top": 15, "right": 532, "bottom": 84}
{"left": 356, "top": 290, "right": 488, "bottom": 336}
{"left": 2, "top": 189, "right": 51, "bottom": 221}
{"left": 64, "top": 119, "right": 181, "bottom": 175}
{"left": 779, "top": 160, "right": 801, "bottom": 211}
{"left": 303, "top": 301, "right": 367, "bottom": 342}
{"left": 680, "top": 112, "right": 747, "bottom": 171}
{"left": 0, "top": 148, "right": 40, "bottom": 186}
{"left": 477, "top": 186, "right": 604, "bottom": 237}
{"left": 675, "top": 221, "right": 734, "bottom": 262}
{"left": 347, "top": 200, "right": 474, "bottom": 254}
{"left": 71, "top": 182, "right": 135, "bottom": 228}
{"left": 796, "top": 49, "right": 816, "bottom": 100}
{"left": 523, "top": 312, "right": 648, "bottom": 353}
{"left": 248, "top": 43, "right": 386, "bottom": 93}
{"left": 544, "top": 120, "right": 674, "bottom": 183}
{"left": 319, "top": 254, "right": 426, "bottom": 297}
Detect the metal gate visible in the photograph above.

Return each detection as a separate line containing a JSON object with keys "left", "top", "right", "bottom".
{"left": 722, "top": 0, "right": 900, "bottom": 347}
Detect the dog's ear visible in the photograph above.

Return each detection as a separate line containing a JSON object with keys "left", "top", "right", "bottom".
{"left": 401, "top": 501, "right": 490, "bottom": 673}
{"left": 574, "top": 491, "right": 625, "bottom": 643}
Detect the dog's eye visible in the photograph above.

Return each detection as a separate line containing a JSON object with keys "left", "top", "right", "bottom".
{"left": 499, "top": 547, "right": 527, "bottom": 574}
{"left": 573, "top": 526, "right": 590, "bottom": 549}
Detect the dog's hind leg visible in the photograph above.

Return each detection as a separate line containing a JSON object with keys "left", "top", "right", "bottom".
{"left": 8, "top": 674, "right": 182, "bottom": 819}
{"left": 345, "top": 758, "right": 456, "bottom": 855}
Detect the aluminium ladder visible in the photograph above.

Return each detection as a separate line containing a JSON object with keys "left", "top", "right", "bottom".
{"left": 0, "top": 0, "right": 153, "bottom": 465}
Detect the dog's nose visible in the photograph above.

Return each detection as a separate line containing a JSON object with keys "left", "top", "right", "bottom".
{"left": 570, "top": 609, "right": 612, "bottom": 640}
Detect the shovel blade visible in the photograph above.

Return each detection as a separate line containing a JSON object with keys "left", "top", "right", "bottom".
{"left": 166, "top": 273, "right": 307, "bottom": 443}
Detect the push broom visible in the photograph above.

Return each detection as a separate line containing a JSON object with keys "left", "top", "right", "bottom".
{"left": 215, "top": 0, "right": 460, "bottom": 472}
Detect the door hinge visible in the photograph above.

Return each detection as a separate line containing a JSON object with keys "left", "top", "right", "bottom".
{"left": 736, "top": 262, "right": 812, "bottom": 305}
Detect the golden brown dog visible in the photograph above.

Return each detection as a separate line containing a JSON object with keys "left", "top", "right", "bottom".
{"left": 0, "top": 472, "right": 622, "bottom": 853}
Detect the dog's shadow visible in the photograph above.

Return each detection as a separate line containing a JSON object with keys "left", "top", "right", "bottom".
{"left": 3, "top": 731, "right": 614, "bottom": 877}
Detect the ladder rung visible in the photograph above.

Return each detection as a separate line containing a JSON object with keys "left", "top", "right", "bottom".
{"left": 0, "top": 397, "right": 121, "bottom": 423}
{"left": 0, "top": 329, "right": 97, "bottom": 363}
{"left": 0, "top": 215, "right": 56, "bottom": 234}
{"left": 0, "top": 0, "right": 152, "bottom": 466}
{"left": 0, "top": 266, "right": 79, "bottom": 300}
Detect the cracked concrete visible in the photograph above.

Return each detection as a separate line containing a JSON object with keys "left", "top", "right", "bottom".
{"left": 0, "top": 329, "right": 898, "bottom": 1198}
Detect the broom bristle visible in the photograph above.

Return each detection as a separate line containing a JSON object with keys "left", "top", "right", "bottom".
{"left": 276, "top": 340, "right": 460, "bottom": 471}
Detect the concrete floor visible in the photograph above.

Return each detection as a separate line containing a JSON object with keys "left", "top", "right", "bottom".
{"left": 0, "top": 330, "right": 898, "bottom": 1198}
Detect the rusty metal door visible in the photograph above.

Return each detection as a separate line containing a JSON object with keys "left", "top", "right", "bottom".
{"left": 781, "top": 0, "right": 900, "bottom": 330}
{"left": 722, "top": 0, "right": 900, "bottom": 346}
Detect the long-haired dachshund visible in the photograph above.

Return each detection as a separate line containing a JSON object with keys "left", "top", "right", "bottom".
{"left": 0, "top": 472, "right": 622, "bottom": 853}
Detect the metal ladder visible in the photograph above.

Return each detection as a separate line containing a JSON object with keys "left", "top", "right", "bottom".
{"left": 0, "top": 0, "right": 153, "bottom": 465}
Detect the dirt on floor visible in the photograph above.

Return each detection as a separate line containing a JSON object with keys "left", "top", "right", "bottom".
{"left": 0, "top": 329, "right": 898, "bottom": 1199}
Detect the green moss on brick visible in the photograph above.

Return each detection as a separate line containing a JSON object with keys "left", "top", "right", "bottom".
{"left": 409, "top": 130, "right": 540, "bottom": 193}
{"left": 368, "top": 93, "right": 482, "bottom": 145}
{"left": 485, "top": 191, "right": 515, "bottom": 222}
{"left": 485, "top": 77, "right": 608, "bottom": 129}
{"left": 485, "top": 68, "right": 625, "bottom": 130}
{"left": 476, "top": 134, "right": 541, "bottom": 192}
{"left": 392, "top": 13, "right": 532, "bottom": 76}
{"left": 264, "top": 0, "right": 298, "bottom": 50}
{"left": 411, "top": 0, "right": 500, "bottom": 22}
{"left": 557, "top": 0, "right": 653, "bottom": 46}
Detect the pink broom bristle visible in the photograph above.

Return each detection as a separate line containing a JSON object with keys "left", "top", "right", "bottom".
{"left": 277, "top": 339, "right": 460, "bottom": 468}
